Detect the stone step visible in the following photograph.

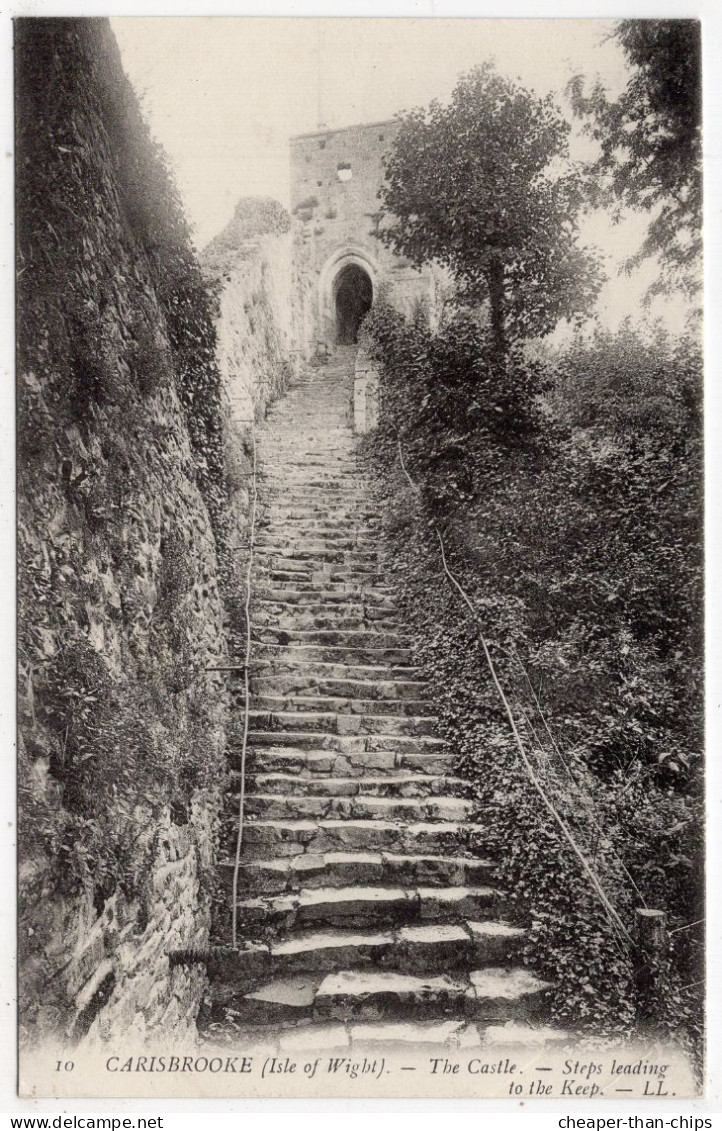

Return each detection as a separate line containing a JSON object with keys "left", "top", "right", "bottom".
{"left": 314, "top": 967, "right": 551, "bottom": 1024}
{"left": 214, "top": 966, "right": 550, "bottom": 1026}
{"left": 259, "top": 452, "right": 362, "bottom": 465}
{"left": 258, "top": 520, "right": 381, "bottom": 538}
{"left": 250, "top": 658, "right": 420, "bottom": 682}
{"left": 207, "top": 921, "right": 526, "bottom": 986}
{"left": 242, "top": 746, "right": 455, "bottom": 778}
{"left": 262, "top": 489, "right": 370, "bottom": 503}
{"left": 254, "top": 578, "right": 394, "bottom": 597}
{"left": 225, "top": 852, "right": 497, "bottom": 895}
{"left": 252, "top": 610, "right": 400, "bottom": 632}
{"left": 234, "top": 884, "right": 508, "bottom": 932}
{"left": 251, "top": 641, "right": 415, "bottom": 665}
{"left": 260, "top": 482, "right": 364, "bottom": 494}
{"left": 242, "top": 773, "right": 464, "bottom": 799}
{"left": 243, "top": 731, "right": 445, "bottom": 754}
{"left": 241, "top": 793, "right": 473, "bottom": 824}
{"left": 254, "top": 596, "right": 397, "bottom": 615}
{"left": 254, "top": 547, "right": 381, "bottom": 567}
{"left": 241, "top": 695, "right": 429, "bottom": 718}
{"left": 263, "top": 507, "right": 379, "bottom": 523}
{"left": 255, "top": 533, "right": 380, "bottom": 552}
{"left": 254, "top": 569, "right": 388, "bottom": 590}
{"left": 327, "top": 569, "right": 386, "bottom": 584}
{"left": 249, "top": 674, "right": 428, "bottom": 702}
{"left": 238, "top": 819, "right": 487, "bottom": 858}
{"left": 245, "top": 710, "right": 438, "bottom": 738}
{"left": 254, "top": 588, "right": 394, "bottom": 608}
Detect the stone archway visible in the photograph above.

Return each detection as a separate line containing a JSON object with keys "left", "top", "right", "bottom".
{"left": 317, "top": 247, "right": 379, "bottom": 349}
{"left": 333, "top": 262, "right": 373, "bottom": 344}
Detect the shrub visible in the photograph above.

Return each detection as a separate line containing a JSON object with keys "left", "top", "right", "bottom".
{"left": 366, "top": 305, "right": 703, "bottom": 1064}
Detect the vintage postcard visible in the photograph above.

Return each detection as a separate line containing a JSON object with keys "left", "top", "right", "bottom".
{"left": 15, "top": 15, "right": 705, "bottom": 1100}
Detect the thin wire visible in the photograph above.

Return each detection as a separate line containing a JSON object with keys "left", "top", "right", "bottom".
{"left": 508, "top": 646, "right": 648, "bottom": 908}
{"left": 669, "top": 919, "right": 705, "bottom": 935}
{"left": 231, "top": 425, "right": 258, "bottom": 951}
{"left": 398, "top": 438, "right": 632, "bottom": 947}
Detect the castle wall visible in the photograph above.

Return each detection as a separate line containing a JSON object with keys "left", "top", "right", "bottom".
{"left": 290, "top": 119, "right": 436, "bottom": 348}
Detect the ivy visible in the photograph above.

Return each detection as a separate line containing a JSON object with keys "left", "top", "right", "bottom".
{"left": 366, "top": 300, "right": 703, "bottom": 1068}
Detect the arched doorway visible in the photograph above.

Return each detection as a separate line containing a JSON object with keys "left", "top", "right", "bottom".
{"left": 333, "top": 263, "right": 373, "bottom": 344}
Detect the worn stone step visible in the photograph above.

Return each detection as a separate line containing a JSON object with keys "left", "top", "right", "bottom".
{"left": 254, "top": 596, "right": 396, "bottom": 616}
{"left": 214, "top": 967, "right": 549, "bottom": 1027}
{"left": 314, "top": 966, "right": 551, "bottom": 1024}
{"left": 249, "top": 674, "right": 427, "bottom": 702}
{"left": 258, "top": 522, "right": 381, "bottom": 540}
{"left": 241, "top": 793, "right": 473, "bottom": 824}
{"left": 238, "top": 819, "right": 483, "bottom": 858}
{"left": 263, "top": 490, "right": 370, "bottom": 505}
{"left": 254, "top": 578, "right": 394, "bottom": 597}
{"left": 254, "top": 547, "right": 380, "bottom": 568}
{"left": 250, "top": 657, "right": 419, "bottom": 682}
{"left": 254, "top": 588, "right": 393, "bottom": 608}
{"left": 234, "top": 884, "right": 507, "bottom": 932}
{"left": 252, "top": 610, "right": 400, "bottom": 632}
{"left": 262, "top": 481, "right": 364, "bottom": 492}
{"left": 209, "top": 921, "right": 525, "bottom": 990}
{"left": 465, "top": 968, "right": 553, "bottom": 1022}
{"left": 259, "top": 454, "right": 360, "bottom": 467}
{"left": 242, "top": 746, "right": 455, "bottom": 778}
{"left": 252, "top": 641, "right": 414, "bottom": 665}
{"left": 255, "top": 533, "right": 380, "bottom": 553}
{"left": 244, "top": 695, "right": 430, "bottom": 718}
{"left": 222, "top": 851, "right": 497, "bottom": 896}
{"left": 242, "top": 773, "right": 465, "bottom": 799}
{"left": 254, "top": 596, "right": 397, "bottom": 615}
{"left": 211, "top": 973, "right": 321, "bottom": 1025}
{"left": 327, "top": 569, "right": 386, "bottom": 584}
{"left": 313, "top": 970, "right": 466, "bottom": 1023}
{"left": 245, "top": 710, "right": 437, "bottom": 738}
{"left": 270, "top": 921, "right": 526, "bottom": 977}
{"left": 341, "top": 1019, "right": 483, "bottom": 1049}
{"left": 242, "top": 731, "right": 446, "bottom": 757}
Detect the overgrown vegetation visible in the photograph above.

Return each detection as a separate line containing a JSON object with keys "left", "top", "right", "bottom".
{"left": 16, "top": 17, "right": 233, "bottom": 955}
{"left": 365, "top": 31, "right": 703, "bottom": 1061}
{"left": 364, "top": 296, "right": 703, "bottom": 1061}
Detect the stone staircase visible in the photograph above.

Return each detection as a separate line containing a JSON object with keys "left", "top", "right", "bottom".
{"left": 203, "top": 348, "right": 562, "bottom": 1053}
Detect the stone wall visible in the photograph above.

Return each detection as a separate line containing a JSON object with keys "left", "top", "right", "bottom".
{"left": 290, "top": 119, "right": 437, "bottom": 349}
{"left": 353, "top": 347, "right": 380, "bottom": 434}
{"left": 16, "top": 18, "right": 235, "bottom": 1049}
{"left": 201, "top": 196, "right": 314, "bottom": 435}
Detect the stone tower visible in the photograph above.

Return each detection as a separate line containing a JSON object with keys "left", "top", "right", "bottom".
{"left": 290, "top": 118, "right": 436, "bottom": 352}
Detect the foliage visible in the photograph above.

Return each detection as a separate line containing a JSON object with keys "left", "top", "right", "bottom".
{"left": 16, "top": 20, "right": 234, "bottom": 923}
{"left": 202, "top": 196, "right": 291, "bottom": 275}
{"left": 366, "top": 300, "right": 703, "bottom": 1062}
{"left": 567, "top": 20, "right": 702, "bottom": 297}
{"left": 378, "top": 63, "right": 604, "bottom": 354}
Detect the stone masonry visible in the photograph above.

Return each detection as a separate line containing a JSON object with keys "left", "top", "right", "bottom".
{"left": 290, "top": 121, "right": 439, "bottom": 351}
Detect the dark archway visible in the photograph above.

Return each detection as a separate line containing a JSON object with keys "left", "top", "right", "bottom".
{"left": 334, "top": 263, "right": 373, "bottom": 344}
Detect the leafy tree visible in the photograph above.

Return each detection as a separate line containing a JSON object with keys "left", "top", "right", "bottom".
{"left": 568, "top": 20, "right": 702, "bottom": 297}
{"left": 378, "top": 63, "right": 603, "bottom": 356}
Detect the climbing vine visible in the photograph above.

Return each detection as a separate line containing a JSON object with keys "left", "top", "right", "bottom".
{"left": 365, "top": 299, "right": 703, "bottom": 1064}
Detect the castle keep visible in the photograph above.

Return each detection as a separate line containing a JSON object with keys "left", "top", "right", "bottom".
{"left": 290, "top": 119, "right": 437, "bottom": 351}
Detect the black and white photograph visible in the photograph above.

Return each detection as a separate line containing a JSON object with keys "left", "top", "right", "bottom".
{"left": 13, "top": 13, "right": 706, "bottom": 1101}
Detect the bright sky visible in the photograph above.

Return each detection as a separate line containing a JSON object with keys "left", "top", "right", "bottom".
{"left": 112, "top": 17, "right": 691, "bottom": 332}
